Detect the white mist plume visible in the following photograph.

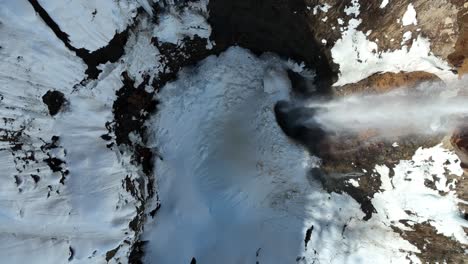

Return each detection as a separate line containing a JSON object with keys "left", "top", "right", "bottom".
{"left": 307, "top": 79, "right": 468, "bottom": 138}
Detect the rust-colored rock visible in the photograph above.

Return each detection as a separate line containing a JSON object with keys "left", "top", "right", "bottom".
{"left": 450, "top": 120, "right": 468, "bottom": 217}
{"left": 334, "top": 71, "right": 441, "bottom": 96}
{"left": 452, "top": 122, "right": 468, "bottom": 168}
{"left": 448, "top": 7, "right": 468, "bottom": 77}
{"left": 392, "top": 222, "right": 467, "bottom": 264}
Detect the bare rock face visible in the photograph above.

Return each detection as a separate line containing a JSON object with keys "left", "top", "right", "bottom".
{"left": 392, "top": 221, "right": 468, "bottom": 264}
{"left": 448, "top": 7, "right": 468, "bottom": 76}
{"left": 334, "top": 71, "right": 441, "bottom": 96}
{"left": 313, "top": 72, "right": 443, "bottom": 220}
{"left": 452, "top": 122, "right": 468, "bottom": 169}
{"left": 451, "top": 121, "right": 468, "bottom": 217}
{"left": 42, "top": 90, "right": 66, "bottom": 116}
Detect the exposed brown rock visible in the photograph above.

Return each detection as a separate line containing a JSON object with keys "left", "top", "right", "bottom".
{"left": 392, "top": 222, "right": 467, "bottom": 264}
{"left": 451, "top": 120, "right": 468, "bottom": 218}
{"left": 314, "top": 71, "right": 444, "bottom": 220}
{"left": 452, "top": 121, "right": 468, "bottom": 168}
{"left": 448, "top": 5, "right": 468, "bottom": 77}
{"left": 334, "top": 71, "right": 441, "bottom": 96}
{"left": 306, "top": 0, "right": 462, "bottom": 63}
{"left": 327, "top": 70, "right": 445, "bottom": 174}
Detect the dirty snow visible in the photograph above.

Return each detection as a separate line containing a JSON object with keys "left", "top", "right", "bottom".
{"left": 402, "top": 31, "right": 412, "bottom": 45}
{"left": 344, "top": 0, "right": 360, "bottom": 17}
{"left": 313, "top": 4, "right": 332, "bottom": 15}
{"left": 153, "top": 3, "right": 212, "bottom": 45}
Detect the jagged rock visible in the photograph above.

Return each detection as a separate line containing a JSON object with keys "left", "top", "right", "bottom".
{"left": 448, "top": 4, "right": 468, "bottom": 76}
{"left": 42, "top": 90, "right": 66, "bottom": 116}
{"left": 392, "top": 221, "right": 467, "bottom": 263}
{"left": 451, "top": 121, "right": 468, "bottom": 217}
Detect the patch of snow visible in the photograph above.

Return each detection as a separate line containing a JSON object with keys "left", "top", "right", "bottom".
{"left": 373, "top": 144, "right": 467, "bottom": 243}
{"left": 313, "top": 3, "right": 332, "bottom": 15}
{"left": 402, "top": 4, "right": 418, "bottom": 26}
{"left": 401, "top": 31, "right": 412, "bottom": 45}
{"left": 331, "top": 18, "right": 455, "bottom": 86}
{"left": 348, "top": 178, "right": 360, "bottom": 187}
{"left": 344, "top": 0, "right": 361, "bottom": 17}
{"left": 380, "top": 0, "right": 389, "bottom": 9}
{"left": 153, "top": 5, "right": 211, "bottom": 45}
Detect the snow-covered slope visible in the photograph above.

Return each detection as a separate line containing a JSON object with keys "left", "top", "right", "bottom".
{"left": 0, "top": 1, "right": 145, "bottom": 262}
{"left": 36, "top": 0, "right": 140, "bottom": 51}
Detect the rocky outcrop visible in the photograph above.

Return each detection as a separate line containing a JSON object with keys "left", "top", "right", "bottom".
{"left": 307, "top": 0, "right": 466, "bottom": 70}
{"left": 334, "top": 71, "right": 441, "bottom": 96}
{"left": 452, "top": 121, "right": 468, "bottom": 169}
{"left": 42, "top": 90, "right": 66, "bottom": 116}
{"left": 448, "top": 2, "right": 468, "bottom": 76}
{"left": 392, "top": 221, "right": 467, "bottom": 263}
{"left": 451, "top": 121, "right": 468, "bottom": 218}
